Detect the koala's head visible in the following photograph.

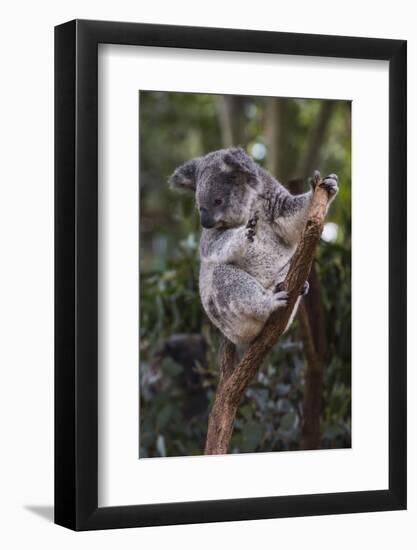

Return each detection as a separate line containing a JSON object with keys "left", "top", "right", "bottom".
{"left": 169, "top": 147, "right": 260, "bottom": 229}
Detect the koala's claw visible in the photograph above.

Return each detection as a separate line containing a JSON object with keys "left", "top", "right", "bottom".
{"left": 274, "top": 290, "right": 289, "bottom": 307}
{"left": 245, "top": 214, "right": 258, "bottom": 242}
{"left": 274, "top": 281, "right": 285, "bottom": 294}
{"left": 275, "top": 281, "right": 309, "bottom": 297}
{"left": 320, "top": 173, "right": 339, "bottom": 196}
{"left": 310, "top": 170, "right": 322, "bottom": 189}
{"left": 310, "top": 171, "right": 339, "bottom": 196}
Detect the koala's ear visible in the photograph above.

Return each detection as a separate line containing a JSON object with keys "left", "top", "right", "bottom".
{"left": 169, "top": 159, "right": 198, "bottom": 192}
{"left": 222, "top": 147, "right": 258, "bottom": 186}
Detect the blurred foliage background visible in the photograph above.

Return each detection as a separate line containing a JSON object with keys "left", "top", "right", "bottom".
{"left": 139, "top": 91, "right": 351, "bottom": 458}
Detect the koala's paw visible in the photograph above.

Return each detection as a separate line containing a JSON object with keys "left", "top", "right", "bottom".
{"left": 246, "top": 228, "right": 256, "bottom": 242}
{"left": 310, "top": 171, "right": 339, "bottom": 196}
{"left": 320, "top": 173, "right": 339, "bottom": 196}
{"left": 245, "top": 213, "right": 258, "bottom": 243}
{"left": 275, "top": 281, "right": 309, "bottom": 297}
{"left": 273, "top": 290, "right": 289, "bottom": 308}
{"left": 274, "top": 281, "right": 285, "bottom": 294}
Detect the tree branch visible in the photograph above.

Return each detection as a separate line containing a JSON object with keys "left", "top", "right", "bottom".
{"left": 204, "top": 178, "right": 331, "bottom": 455}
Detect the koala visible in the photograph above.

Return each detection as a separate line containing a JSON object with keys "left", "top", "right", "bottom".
{"left": 169, "top": 147, "right": 338, "bottom": 346}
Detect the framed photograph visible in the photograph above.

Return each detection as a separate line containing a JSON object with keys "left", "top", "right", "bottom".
{"left": 55, "top": 19, "right": 406, "bottom": 530}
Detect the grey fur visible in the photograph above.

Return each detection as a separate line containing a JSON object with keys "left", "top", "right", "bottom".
{"left": 169, "top": 147, "right": 338, "bottom": 345}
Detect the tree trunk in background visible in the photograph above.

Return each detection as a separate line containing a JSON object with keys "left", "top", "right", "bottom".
{"left": 216, "top": 95, "right": 246, "bottom": 147}
{"left": 295, "top": 100, "right": 334, "bottom": 181}
{"left": 303, "top": 265, "right": 326, "bottom": 362}
{"left": 265, "top": 98, "right": 282, "bottom": 177}
{"left": 297, "top": 301, "right": 323, "bottom": 449}
{"left": 288, "top": 100, "right": 334, "bottom": 451}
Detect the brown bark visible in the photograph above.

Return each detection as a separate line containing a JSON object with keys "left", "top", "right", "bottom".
{"left": 303, "top": 265, "right": 326, "bottom": 362}
{"left": 289, "top": 181, "right": 326, "bottom": 450}
{"left": 204, "top": 178, "right": 331, "bottom": 455}
{"left": 218, "top": 335, "right": 237, "bottom": 383}
{"left": 287, "top": 101, "right": 334, "bottom": 450}
{"left": 298, "top": 301, "right": 323, "bottom": 449}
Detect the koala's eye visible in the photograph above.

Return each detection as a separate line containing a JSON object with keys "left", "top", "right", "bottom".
{"left": 214, "top": 198, "right": 223, "bottom": 206}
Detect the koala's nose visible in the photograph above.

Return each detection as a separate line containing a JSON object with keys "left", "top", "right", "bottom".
{"left": 199, "top": 207, "right": 215, "bottom": 229}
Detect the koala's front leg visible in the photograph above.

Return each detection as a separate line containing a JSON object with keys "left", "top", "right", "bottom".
{"left": 200, "top": 227, "right": 248, "bottom": 265}
{"left": 274, "top": 172, "right": 338, "bottom": 246}
{"left": 213, "top": 219, "right": 260, "bottom": 263}
{"left": 274, "top": 280, "right": 309, "bottom": 296}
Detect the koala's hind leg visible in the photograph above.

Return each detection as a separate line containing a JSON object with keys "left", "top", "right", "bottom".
{"left": 208, "top": 264, "right": 288, "bottom": 345}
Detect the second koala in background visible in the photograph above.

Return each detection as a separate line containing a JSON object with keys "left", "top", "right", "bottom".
{"left": 169, "top": 147, "right": 338, "bottom": 345}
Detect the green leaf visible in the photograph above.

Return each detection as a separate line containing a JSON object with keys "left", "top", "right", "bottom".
{"left": 241, "top": 422, "right": 262, "bottom": 451}
{"left": 157, "top": 404, "right": 173, "bottom": 430}
{"left": 161, "top": 357, "right": 183, "bottom": 376}
{"left": 280, "top": 410, "right": 296, "bottom": 431}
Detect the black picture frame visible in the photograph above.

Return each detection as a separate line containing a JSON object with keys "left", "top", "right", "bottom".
{"left": 55, "top": 19, "right": 407, "bottom": 531}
